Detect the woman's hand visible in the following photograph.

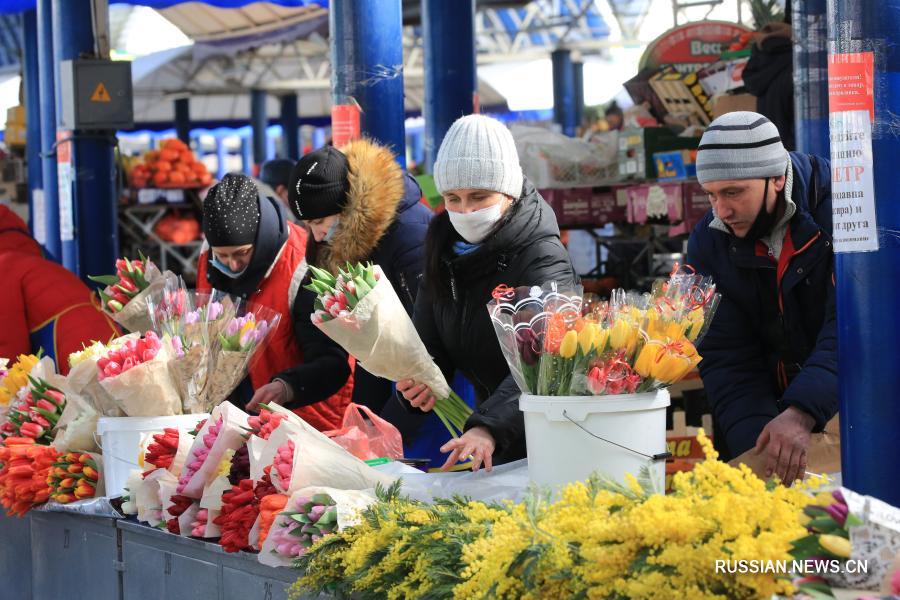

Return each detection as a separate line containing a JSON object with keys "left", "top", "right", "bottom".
{"left": 246, "top": 380, "right": 291, "bottom": 413}
{"left": 397, "top": 379, "right": 436, "bottom": 412}
{"left": 440, "top": 426, "right": 496, "bottom": 472}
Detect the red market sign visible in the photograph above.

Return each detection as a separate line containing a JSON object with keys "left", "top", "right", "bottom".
{"left": 640, "top": 21, "right": 753, "bottom": 73}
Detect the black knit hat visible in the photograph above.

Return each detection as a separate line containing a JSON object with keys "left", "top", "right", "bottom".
{"left": 259, "top": 158, "right": 295, "bottom": 189}
{"left": 203, "top": 173, "right": 261, "bottom": 247}
{"left": 288, "top": 146, "right": 350, "bottom": 221}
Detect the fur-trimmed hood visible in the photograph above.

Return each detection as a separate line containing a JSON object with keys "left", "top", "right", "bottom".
{"left": 315, "top": 138, "right": 408, "bottom": 273}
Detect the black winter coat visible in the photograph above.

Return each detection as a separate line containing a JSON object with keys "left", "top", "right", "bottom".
{"left": 687, "top": 153, "right": 836, "bottom": 459}
{"left": 411, "top": 180, "right": 576, "bottom": 464}
{"left": 743, "top": 33, "right": 796, "bottom": 150}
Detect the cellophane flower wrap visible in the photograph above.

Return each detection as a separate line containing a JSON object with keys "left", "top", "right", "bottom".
{"left": 176, "top": 401, "right": 249, "bottom": 499}
{"left": 259, "top": 486, "right": 375, "bottom": 568}
{"left": 488, "top": 265, "right": 720, "bottom": 397}
{"left": 97, "top": 331, "right": 183, "bottom": 416}
{"left": 89, "top": 255, "right": 177, "bottom": 334}
{"left": 202, "top": 301, "right": 280, "bottom": 411}
{"left": 307, "top": 262, "right": 471, "bottom": 438}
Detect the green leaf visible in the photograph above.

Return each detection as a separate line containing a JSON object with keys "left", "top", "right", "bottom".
{"left": 88, "top": 274, "right": 121, "bottom": 286}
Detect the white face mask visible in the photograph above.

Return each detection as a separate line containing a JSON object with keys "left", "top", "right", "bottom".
{"left": 447, "top": 202, "right": 504, "bottom": 244}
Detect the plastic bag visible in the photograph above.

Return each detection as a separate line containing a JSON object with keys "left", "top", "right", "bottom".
{"left": 325, "top": 403, "right": 404, "bottom": 460}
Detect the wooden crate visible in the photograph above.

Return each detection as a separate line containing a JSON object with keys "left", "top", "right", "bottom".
{"left": 649, "top": 69, "right": 713, "bottom": 127}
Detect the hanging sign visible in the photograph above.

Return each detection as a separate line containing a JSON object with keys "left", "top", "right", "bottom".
{"left": 56, "top": 130, "right": 75, "bottom": 242}
{"left": 828, "top": 52, "right": 878, "bottom": 253}
{"left": 639, "top": 21, "right": 752, "bottom": 74}
{"left": 331, "top": 103, "right": 361, "bottom": 148}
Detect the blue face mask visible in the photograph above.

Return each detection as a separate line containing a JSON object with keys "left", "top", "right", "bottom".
{"left": 323, "top": 218, "right": 339, "bottom": 243}
{"left": 211, "top": 256, "right": 247, "bottom": 279}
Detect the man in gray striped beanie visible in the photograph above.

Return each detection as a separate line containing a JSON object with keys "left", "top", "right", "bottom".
{"left": 696, "top": 111, "right": 790, "bottom": 242}
{"left": 686, "top": 110, "right": 837, "bottom": 484}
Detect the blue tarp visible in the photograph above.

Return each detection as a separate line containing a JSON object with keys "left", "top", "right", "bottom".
{"left": 0, "top": 0, "right": 326, "bottom": 15}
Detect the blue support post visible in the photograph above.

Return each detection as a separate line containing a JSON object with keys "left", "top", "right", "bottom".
{"left": 410, "top": 131, "right": 424, "bottom": 168}
{"left": 240, "top": 136, "right": 253, "bottom": 175}
{"left": 421, "top": 0, "right": 476, "bottom": 172}
{"left": 36, "top": 0, "right": 60, "bottom": 262}
{"left": 280, "top": 93, "right": 300, "bottom": 159}
{"left": 830, "top": 0, "right": 900, "bottom": 506}
{"left": 216, "top": 137, "right": 228, "bottom": 180}
{"left": 22, "top": 11, "right": 43, "bottom": 245}
{"left": 251, "top": 89, "right": 267, "bottom": 172}
{"left": 174, "top": 98, "right": 191, "bottom": 145}
{"left": 52, "top": 0, "right": 117, "bottom": 278}
{"left": 266, "top": 129, "right": 277, "bottom": 162}
{"left": 573, "top": 60, "right": 585, "bottom": 134}
{"left": 551, "top": 49, "right": 577, "bottom": 137}
{"left": 312, "top": 127, "right": 326, "bottom": 150}
{"left": 793, "top": 0, "right": 829, "bottom": 155}
{"left": 330, "top": 0, "right": 406, "bottom": 166}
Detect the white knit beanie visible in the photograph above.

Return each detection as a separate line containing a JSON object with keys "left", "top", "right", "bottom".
{"left": 433, "top": 114, "right": 524, "bottom": 198}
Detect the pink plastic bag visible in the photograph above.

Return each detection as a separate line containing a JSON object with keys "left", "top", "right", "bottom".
{"left": 325, "top": 403, "right": 404, "bottom": 460}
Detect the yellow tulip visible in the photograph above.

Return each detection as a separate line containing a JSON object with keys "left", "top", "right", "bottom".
{"left": 819, "top": 534, "right": 851, "bottom": 558}
{"left": 634, "top": 343, "right": 659, "bottom": 378}
{"left": 665, "top": 320, "right": 688, "bottom": 340}
{"left": 559, "top": 330, "right": 579, "bottom": 359}
{"left": 578, "top": 323, "right": 597, "bottom": 355}
{"left": 594, "top": 327, "right": 609, "bottom": 353}
{"left": 609, "top": 320, "right": 639, "bottom": 356}
{"left": 686, "top": 310, "right": 705, "bottom": 341}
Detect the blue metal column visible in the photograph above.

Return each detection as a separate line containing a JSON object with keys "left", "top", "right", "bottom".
{"left": 280, "top": 93, "right": 300, "bottom": 159}
{"left": 251, "top": 89, "right": 267, "bottom": 173}
{"left": 52, "top": 0, "right": 117, "bottom": 278}
{"left": 551, "top": 48, "right": 577, "bottom": 137}
{"left": 793, "top": 0, "right": 829, "bottom": 155}
{"left": 240, "top": 136, "right": 252, "bottom": 175}
{"left": 573, "top": 60, "right": 585, "bottom": 134}
{"left": 22, "top": 11, "right": 43, "bottom": 245}
{"left": 35, "top": 0, "right": 60, "bottom": 262}
{"left": 830, "top": 0, "right": 900, "bottom": 505}
{"left": 174, "top": 98, "right": 191, "bottom": 145}
{"left": 330, "top": 0, "right": 406, "bottom": 166}
{"left": 216, "top": 137, "right": 228, "bottom": 180}
{"left": 421, "top": 0, "right": 476, "bottom": 172}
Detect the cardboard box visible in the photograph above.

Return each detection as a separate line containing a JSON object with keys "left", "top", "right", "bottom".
{"left": 697, "top": 56, "right": 750, "bottom": 97}
{"left": 555, "top": 188, "right": 593, "bottom": 226}
{"left": 682, "top": 180, "right": 712, "bottom": 230}
{"left": 590, "top": 189, "right": 627, "bottom": 225}
{"left": 617, "top": 127, "right": 702, "bottom": 181}
{"left": 654, "top": 150, "right": 698, "bottom": 182}
{"left": 712, "top": 93, "right": 757, "bottom": 118}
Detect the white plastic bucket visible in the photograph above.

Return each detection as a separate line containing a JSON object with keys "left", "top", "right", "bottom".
{"left": 96, "top": 414, "right": 208, "bottom": 498}
{"left": 520, "top": 390, "right": 670, "bottom": 491}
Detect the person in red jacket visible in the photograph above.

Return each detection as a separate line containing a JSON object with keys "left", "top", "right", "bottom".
{"left": 195, "top": 174, "right": 352, "bottom": 430}
{"left": 0, "top": 205, "right": 119, "bottom": 374}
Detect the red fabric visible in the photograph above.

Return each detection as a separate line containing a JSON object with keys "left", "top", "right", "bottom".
{"left": 0, "top": 252, "right": 119, "bottom": 374}
{"left": 197, "top": 222, "right": 353, "bottom": 430}
{"left": 0, "top": 205, "right": 41, "bottom": 257}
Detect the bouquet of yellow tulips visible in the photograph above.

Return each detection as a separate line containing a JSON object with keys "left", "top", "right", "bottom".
{"left": 487, "top": 265, "right": 721, "bottom": 397}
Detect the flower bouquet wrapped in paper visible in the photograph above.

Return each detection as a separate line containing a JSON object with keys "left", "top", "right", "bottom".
{"left": 258, "top": 486, "right": 375, "bottom": 568}
{"left": 0, "top": 437, "right": 58, "bottom": 516}
{"left": 202, "top": 302, "right": 280, "bottom": 411}
{"left": 0, "top": 354, "right": 41, "bottom": 423}
{"left": 97, "top": 331, "right": 182, "bottom": 416}
{"left": 307, "top": 263, "right": 471, "bottom": 438}
{"left": 47, "top": 452, "right": 103, "bottom": 504}
{"left": 176, "top": 402, "right": 249, "bottom": 498}
{"left": 67, "top": 337, "right": 137, "bottom": 417}
{"left": 89, "top": 255, "right": 177, "bottom": 334}
{"left": 1, "top": 374, "right": 66, "bottom": 443}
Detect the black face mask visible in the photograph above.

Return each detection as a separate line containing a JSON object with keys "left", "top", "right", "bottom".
{"left": 724, "top": 178, "right": 780, "bottom": 241}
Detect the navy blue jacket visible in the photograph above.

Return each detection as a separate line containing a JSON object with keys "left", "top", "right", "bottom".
{"left": 686, "top": 152, "right": 837, "bottom": 459}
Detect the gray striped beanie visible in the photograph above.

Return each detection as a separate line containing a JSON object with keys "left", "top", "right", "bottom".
{"left": 696, "top": 111, "right": 789, "bottom": 184}
{"left": 433, "top": 114, "right": 524, "bottom": 198}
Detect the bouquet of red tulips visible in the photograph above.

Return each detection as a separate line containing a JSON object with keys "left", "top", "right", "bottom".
{"left": 89, "top": 255, "right": 176, "bottom": 334}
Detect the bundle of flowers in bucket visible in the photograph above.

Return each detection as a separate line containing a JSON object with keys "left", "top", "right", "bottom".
{"left": 306, "top": 262, "right": 471, "bottom": 439}
{"left": 487, "top": 265, "right": 720, "bottom": 490}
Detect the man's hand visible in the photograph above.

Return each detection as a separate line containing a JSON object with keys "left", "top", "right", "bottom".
{"left": 397, "top": 379, "right": 436, "bottom": 412}
{"left": 440, "top": 426, "right": 496, "bottom": 472}
{"left": 754, "top": 407, "right": 816, "bottom": 484}
{"left": 246, "top": 380, "right": 291, "bottom": 413}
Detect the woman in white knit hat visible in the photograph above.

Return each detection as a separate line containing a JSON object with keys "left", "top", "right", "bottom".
{"left": 396, "top": 114, "right": 576, "bottom": 472}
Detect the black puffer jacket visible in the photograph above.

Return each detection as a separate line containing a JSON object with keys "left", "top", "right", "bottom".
{"left": 743, "top": 29, "right": 795, "bottom": 150}
{"left": 411, "top": 180, "right": 576, "bottom": 464}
